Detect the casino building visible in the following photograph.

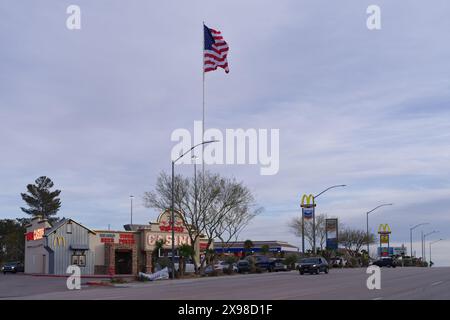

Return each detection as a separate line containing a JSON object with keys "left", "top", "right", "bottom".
{"left": 24, "top": 210, "right": 209, "bottom": 275}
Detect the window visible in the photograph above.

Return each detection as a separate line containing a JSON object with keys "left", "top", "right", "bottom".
{"left": 66, "top": 222, "right": 72, "bottom": 234}
{"left": 71, "top": 253, "right": 86, "bottom": 267}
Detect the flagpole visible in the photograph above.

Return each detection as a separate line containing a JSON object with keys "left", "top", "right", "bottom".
{"left": 202, "top": 21, "right": 205, "bottom": 185}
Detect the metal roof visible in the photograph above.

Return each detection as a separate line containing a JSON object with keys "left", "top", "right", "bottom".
{"left": 45, "top": 218, "right": 96, "bottom": 236}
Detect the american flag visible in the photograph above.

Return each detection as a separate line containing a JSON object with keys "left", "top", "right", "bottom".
{"left": 204, "top": 24, "right": 229, "bottom": 73}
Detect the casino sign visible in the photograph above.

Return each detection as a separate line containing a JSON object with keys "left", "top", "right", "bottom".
{"left": 144, "top": 209, "right": 193, "bottom": 250}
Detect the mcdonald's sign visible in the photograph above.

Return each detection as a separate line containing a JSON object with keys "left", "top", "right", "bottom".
{"left": 378, "top": 224, "right": 391, "bottom": 234}
{"left": 300, "top": 194, "right": 316, "bottom": 208}
{"left": 380, "top": 234, "right": 389, "bottom": 244}
{"left": 53, "top": 235, "right": 66, "bottom": 247}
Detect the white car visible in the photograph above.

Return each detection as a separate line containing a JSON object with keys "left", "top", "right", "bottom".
{"left": 156, "top": 257, "right": 196, "bottom": 273}
{"left": 214, "top": 261, "right": 238, "bottom": 272}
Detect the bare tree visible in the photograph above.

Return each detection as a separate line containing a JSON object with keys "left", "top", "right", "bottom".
{"left": 288, "top": 213, "right": 331, "bottom": 250}
{"left": 338, "top": 228, "right": 376, "bottom": 256}
{"left": 143, "top": 170, "right": 261, "bottom": 272}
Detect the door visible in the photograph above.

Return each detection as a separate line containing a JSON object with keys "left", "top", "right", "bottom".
{"left": 115, "top": 250, "right": 132, "bottom": 274}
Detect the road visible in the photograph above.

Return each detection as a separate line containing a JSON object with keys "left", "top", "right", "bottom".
{"left": 2, "top": 267, "right": 450, "bottom": 300}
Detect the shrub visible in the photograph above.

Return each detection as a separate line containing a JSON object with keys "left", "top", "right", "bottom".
{"left": 284, "top": 254, "right": 298, "bottom": 270}
{"left": 224, "top": 256, "right": 238, "bottom": 265}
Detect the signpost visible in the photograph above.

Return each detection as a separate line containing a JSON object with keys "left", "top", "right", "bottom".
{"left": 300, "top": 194, "right": 316, "bottom": 254}
{"left": 378, "top": 224, "right": 392, "bottom": 257}
{"left": 325, "top": 218, "right": 339, "bottom": 250}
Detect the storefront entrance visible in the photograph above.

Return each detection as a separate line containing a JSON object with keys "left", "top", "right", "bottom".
{"left": 115, "top": 249, "right": 132, "bottom": 274}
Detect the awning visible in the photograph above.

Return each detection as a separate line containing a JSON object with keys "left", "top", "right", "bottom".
{"left": 70, "top": 244, "right": 89, "bottom": 250}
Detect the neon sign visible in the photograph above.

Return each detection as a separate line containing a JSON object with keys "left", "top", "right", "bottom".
{"left": 25, "top": 228, "right": 45, "bottom": 241}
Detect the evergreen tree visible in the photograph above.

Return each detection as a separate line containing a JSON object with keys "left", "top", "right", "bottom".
{"left": 20, "top": 176, "right": 61, "bottom": 223}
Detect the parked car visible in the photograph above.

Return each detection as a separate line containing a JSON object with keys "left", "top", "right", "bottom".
{"left": 214, "top": 261, "right": 238, "bottom": 273}
{"left": 1, "top": 261, "right": 24, "bottom": 274}
{"left": 372, "top": 257, "right": 397, "bottom": 268}
{"left": 237, "top": 259, "right": 251, "bottom": 273}
{"left": 203, "top": 264, "right": 215, "bottom": 275}
{"left": 249, "top": 255, "right": 271, "bottom": 271}
{"left": 297, "top": 257, "right": 329, "bottom": 275}
{"left": 269, "top": 258, "right": 288, "bottom": 272}
{"left": 157, "top": 257, "right": 195, "bottom": 274}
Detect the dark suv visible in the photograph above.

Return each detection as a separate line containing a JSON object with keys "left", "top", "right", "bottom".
{"left": 372, "top": 257, "right": 397, "bottom": 268}
{"left": 237, "top": 259, "right": 251, "bottom": 273}
{"left": 297, "top": 257, "right": 329, "bottom": 275}
{"left": 2, "top": 261, "right": 24, "bottom": 274}
{"left": 252, "top": 255, "right": 271, "bottom": 271}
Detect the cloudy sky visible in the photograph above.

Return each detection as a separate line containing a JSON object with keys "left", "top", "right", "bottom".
{"left": 1, "top": 1, "right": 450, "bottom": 265}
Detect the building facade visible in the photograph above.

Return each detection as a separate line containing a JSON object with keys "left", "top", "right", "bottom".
{"left": 214, "top": 240, "right": 299, "bottom": 257}
{"left": 24, "top": 210, "right": 210, "bottom": 275}
{"left": 25, "top": 217, "right": 95, "bottom": 275}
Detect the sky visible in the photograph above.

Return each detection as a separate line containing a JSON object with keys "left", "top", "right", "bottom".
{"left": 1, "top": 1, "right": 450, "bottom": 265}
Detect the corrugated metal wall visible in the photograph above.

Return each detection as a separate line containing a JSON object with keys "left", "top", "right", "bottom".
{"left": 46, "top": 222, "right": 94, "bottom": 275}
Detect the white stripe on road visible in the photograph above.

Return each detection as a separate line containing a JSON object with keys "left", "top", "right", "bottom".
{"left": 431, "top": 281, "right": 443, "bottom": 286}
{"left": 372, "top": 297, "right": 383, "bottom": 300}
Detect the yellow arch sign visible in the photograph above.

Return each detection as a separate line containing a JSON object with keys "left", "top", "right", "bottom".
{"left": 53, "top": 235, "right": 66, "bottom": 247}
{"left": 301, "top": 194, "right": 315, "bottom": 208}
{"left": 378, "top": 224, "right": 391, "bottom": 234}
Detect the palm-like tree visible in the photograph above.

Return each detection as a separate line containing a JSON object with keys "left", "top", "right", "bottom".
{"left": 152, "top": 239, "right": 165, "bottom": 272}
{"left": 260, "top": 244, "right": 270, "bottom": 256}
{"left": 178, "top": 244, "right": 194, "bottom": 277}
{"left": 244, "top": 239, "right": 254, "bottom": 257}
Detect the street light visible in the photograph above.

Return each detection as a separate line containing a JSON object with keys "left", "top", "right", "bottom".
{"left": 423, "top": 230, "right": 439, "bottom": 261}
{"left": 410, "top": 223, "right": 429, "bottom": 257}
{"left": 429, "top": 239, "right": 444, "bottom": 267}
{"left": 129, "top": 195, "right": 134, "bottom": 225}
{"left": 171, "top": 140, "right": 218, "bottom": 279}
{"left": 310, "top": 184, "right": 347, "bottom": 254}
{"left": 365, "top": 203, "right": 393, "bottom": 257}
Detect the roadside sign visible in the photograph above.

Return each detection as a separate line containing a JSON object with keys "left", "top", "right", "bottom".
{"left": 325, "top": 218, "right": 339, "bottom": 250}
{"left": 302, "top": 207, "right": 313, "bottom": 220}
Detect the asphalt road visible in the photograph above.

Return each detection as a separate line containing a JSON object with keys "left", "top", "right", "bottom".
{"left": 2, "top": 267, "right": 450, "bottom": 300}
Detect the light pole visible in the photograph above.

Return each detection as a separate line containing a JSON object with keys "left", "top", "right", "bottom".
{"left": 129, "top": 195, "right": 134, "bottom": 225}
{"left": 171, "top": 140, "right": 218, "bottom": 279}
{"left": 192, "top": 154, "right": 198, "bottom": 240}
{"left": 423, "top": 230, "right": 439, "bottom": 262}
{"left": 410, "top": 223, "right": 429, "bottom": 257}
{"left": 312, "top": 184, "right": 346, "bottom": 254}
{"left": 429, "top": 239, "right": 443, "bottom": 267}
{"left": 365, "top": 203, "right": 393, "bottom": 258}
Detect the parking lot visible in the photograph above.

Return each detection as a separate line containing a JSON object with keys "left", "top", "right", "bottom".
{"left": 2, "top": 267, "right": 450, "bottom": 300}
{"left": 0, "top": 273, "right": 99, "bottom": 299}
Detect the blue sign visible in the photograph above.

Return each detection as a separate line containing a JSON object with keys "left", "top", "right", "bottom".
{"left": 303, "top": 207, "right": 314, "bottom": 219}
{"left": 326, "top": 239, "right": 338, "bottom": 250}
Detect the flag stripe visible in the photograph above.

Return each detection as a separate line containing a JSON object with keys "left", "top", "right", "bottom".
{"left": 204, "top": 25, "right": 229, "bottom": 73}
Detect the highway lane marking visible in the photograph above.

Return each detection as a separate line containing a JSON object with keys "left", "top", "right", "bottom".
{"left": 372, "top": 297, "right": 383, "bottom": 300}
{"left": 431, "top": 281, "right": 443, "bottom": 286}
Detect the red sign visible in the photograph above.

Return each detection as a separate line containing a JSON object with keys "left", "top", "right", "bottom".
{"left": 25, "top": 228, "right": 44, "bottom": 241}
{"left": 99, "top": 233, "right": 116, "bottom": 243}
{"left": 119, "top": 233, "right": 135, "bottom": 245}
{"left": 159, "top": 225, "right": 184, "bottom": 233}
{"left": 101, "top": 238, "right": 115, "bottom": 243}
{"left": 158, "top": 211, "right": 185, "bottom": 233}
